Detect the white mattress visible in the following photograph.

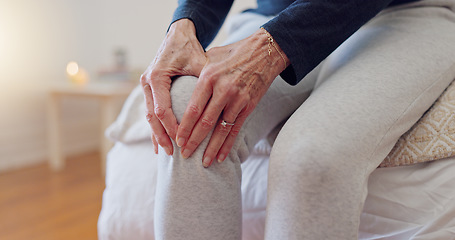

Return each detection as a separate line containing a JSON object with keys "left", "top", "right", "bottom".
{"left": 98, "top": 139, "right": 455, "bottom": 240}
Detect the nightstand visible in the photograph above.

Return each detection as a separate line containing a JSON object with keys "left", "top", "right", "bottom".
{"left": 47, "top": 82, "right": 135, "bottom": 175}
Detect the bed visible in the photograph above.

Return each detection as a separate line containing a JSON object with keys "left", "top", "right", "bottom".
{"left": 98, "top": 79, "right": 455, "bottom": 239}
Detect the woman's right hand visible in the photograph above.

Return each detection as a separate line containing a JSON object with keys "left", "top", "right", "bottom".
{"left": 141, "top": 19, "right": 206, "bottom": 155}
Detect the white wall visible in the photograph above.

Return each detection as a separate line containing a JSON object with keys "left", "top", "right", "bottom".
{"left": 0, "top": 0, "right": 256, "bottom": 172}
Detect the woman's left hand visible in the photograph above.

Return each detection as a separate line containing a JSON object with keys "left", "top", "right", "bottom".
{"left": 176, "top": 28, "right": 289, "bottom": 167}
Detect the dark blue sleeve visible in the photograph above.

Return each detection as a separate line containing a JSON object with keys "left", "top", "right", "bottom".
{"left": 262, "top": 0, "right": 396, "bottom": 85}
{"left": 171, "top": 0, "right": 234, "bottom": 48}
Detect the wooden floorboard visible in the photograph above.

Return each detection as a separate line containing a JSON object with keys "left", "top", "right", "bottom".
{"left": 0, "top": 152, "right": 105, "bottom": 240}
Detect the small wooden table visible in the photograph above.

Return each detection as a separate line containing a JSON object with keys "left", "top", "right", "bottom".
{"left": 47, "top": 82, "right": 135, "bottom": 175}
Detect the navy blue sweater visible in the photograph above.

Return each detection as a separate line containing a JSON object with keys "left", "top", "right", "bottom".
{"left": 172, "top": 0, "right": 419, "bottom": 85}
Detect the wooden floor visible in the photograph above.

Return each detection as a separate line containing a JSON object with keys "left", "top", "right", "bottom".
{"left": 0, "top": 152, "right": 105, "bottom": 240}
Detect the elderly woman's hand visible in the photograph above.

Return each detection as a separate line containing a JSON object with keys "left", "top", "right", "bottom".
{"left": 141, "top": 19, "right": 206, "bottom": 155}
{"left": 176, "top": 28, "right": 289, "bottom": 167}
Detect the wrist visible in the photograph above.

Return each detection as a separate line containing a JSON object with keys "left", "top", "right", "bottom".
{"left": 248, "top": 28, "right": 290, "bottom": 77}
{"left": 169, "top": 18, "right": 197, "bottom": 36}
{"left": 260, "top": 27, "right": 289, "bottom": 70}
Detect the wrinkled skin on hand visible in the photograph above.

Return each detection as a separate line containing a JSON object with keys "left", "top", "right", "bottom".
{"left": 140, "top": 19, "right": 206, "bottom": 155}
{"left": 176, "top": 30, "right": 289, "bottom": 167}
{"left": 142, "top": 19, "right": 289, "bottom": 168}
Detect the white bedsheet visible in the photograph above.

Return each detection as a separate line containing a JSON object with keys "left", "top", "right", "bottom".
{"left": 98, "top": 139, "right": 455, "bottom": 240}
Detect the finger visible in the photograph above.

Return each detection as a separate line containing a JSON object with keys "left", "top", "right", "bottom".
{"left": 180, "top": 92, "right": 227, "bottom": 160}
{"left": 201, "top": 100, "right": 246, "bottom": 167}
{"left": 142, "top": 80, "right": 173, "bottom": 156}
{"left": 176, "top": 79, "right": 212, "bottom": 148}
{"left": 216, "top": 109, "right": 250, "bottom": 163}
{"left": 201, "top": 119, "right": 234, "bottom": 167}
{"left": 151, "top": 133, "right": 158, "bottom": 154}
{"left": 149, "top": 74, "right": 179, "bottom": 141}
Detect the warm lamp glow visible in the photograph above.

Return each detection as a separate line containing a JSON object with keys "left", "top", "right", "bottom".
{"left": 66, "top": 61, "right": 88, "bottom": 86}
{"left": 66, "top": 61, "right": 79, "bottom": 76}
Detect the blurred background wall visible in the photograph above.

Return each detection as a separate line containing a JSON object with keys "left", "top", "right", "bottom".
{"left": 0, "top": 0, "right": 256, "bottom": 172}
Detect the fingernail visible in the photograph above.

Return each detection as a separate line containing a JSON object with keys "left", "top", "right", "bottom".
{"left": 164, "top": 146, "right": 172, "bottom": 156}
{"left": 203, "top": 157, "right": 212, "bottom": 168}
{"left": 181, "top": 148, "right": 191, "bottom": 159}
{"left": 177, "top": 137, "right": 185, "bottom": 147}
{"left": 217, "top": 154, "right": 225, "bottom": 163}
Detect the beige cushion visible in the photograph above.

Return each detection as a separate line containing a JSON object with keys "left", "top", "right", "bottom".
{"left": 380, "top": 79, "right": 455, "bottom": 167}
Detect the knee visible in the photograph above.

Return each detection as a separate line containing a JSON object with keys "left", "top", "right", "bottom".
{"left": 269, "top": 138, "right": 364, "bottom": 190}
{"left": 169, "top": 76, "right": 198, "bottom": 122}
{"left": 270, "top": 141, "right": 329, "bottom": 178}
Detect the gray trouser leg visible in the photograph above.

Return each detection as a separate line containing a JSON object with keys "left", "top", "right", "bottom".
{"left": 154, "top": 75, "right": 314, "bottom": 240}
{"left": 265, "top": 3, "right": 455, "bottom": 239}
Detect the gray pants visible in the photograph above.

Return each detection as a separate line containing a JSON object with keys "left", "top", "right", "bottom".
{"left": 154, "top": 1, "right": 455, "bottom": 239}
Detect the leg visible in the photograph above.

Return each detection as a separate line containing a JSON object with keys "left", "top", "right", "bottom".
{"left": 154, "top": 72, "right": 316, "bottom": 240}
{"left": 153, "top": 11, "right": 324, "bottom": 239}
{"left": 265, "top": 2, "right": 455, "bottom": 239}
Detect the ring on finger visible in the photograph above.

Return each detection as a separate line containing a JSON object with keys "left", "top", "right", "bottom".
{"left": 220, "top": 120, "right": 235, "bottom": 128}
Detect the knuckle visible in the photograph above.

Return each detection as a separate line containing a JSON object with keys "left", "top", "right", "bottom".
{"left": 200, "top": 117, "right": 215, "bottom": 130}
{"left": 201, "top": 67, "right": 217, "bottom": 83}
{"left": 229, "top": 126, "right": 241, "bottom": 137}
{"left": 188, "top": 104, "right": 201, "bottom": 117}
{"left": 154, "top": 106, "right": 166, "bottom": 120}
{"left": 216, "top": 86, "right": 231, "bottom": 99}
{"left": 145, "top": 113, "right": 154, "bottom": 123}
{"left": 226, "top": 86, "right": 239, "bottom": 97}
